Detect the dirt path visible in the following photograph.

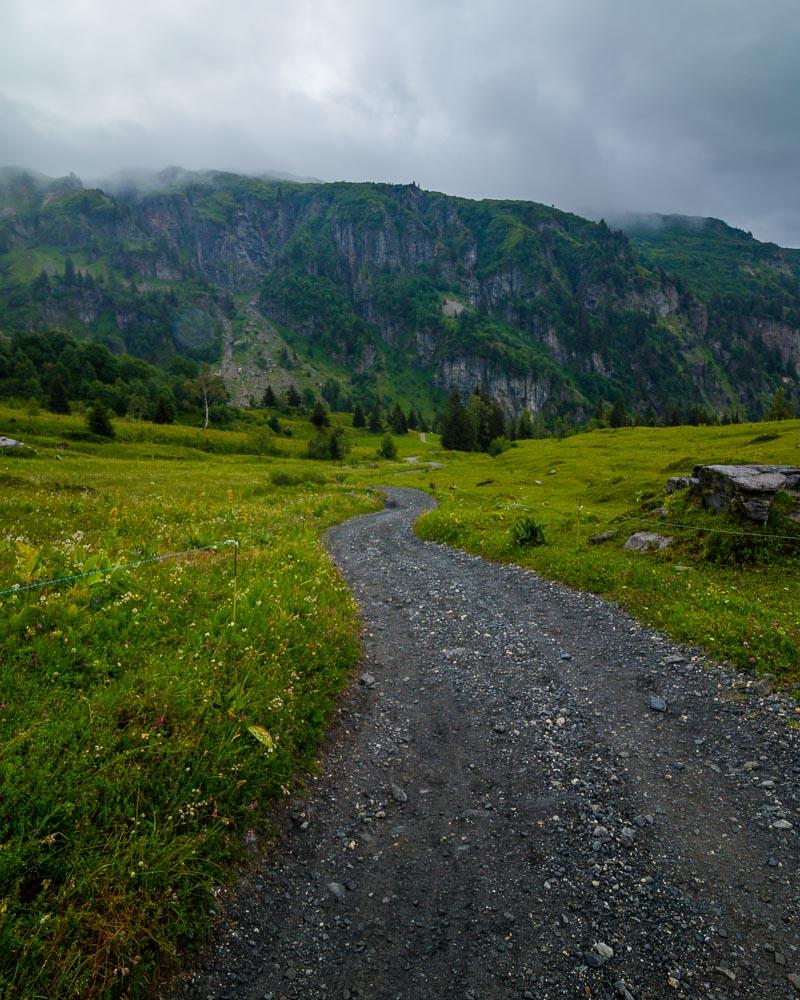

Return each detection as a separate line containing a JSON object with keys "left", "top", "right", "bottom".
{"left": 170, "top": 489, "right": 799, "bottom": 999}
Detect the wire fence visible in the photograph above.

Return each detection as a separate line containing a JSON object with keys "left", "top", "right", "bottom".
{"left": 0, "top": 540, "right": 239, "bottom": 600}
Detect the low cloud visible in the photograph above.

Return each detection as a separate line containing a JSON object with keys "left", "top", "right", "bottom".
{"left": 1, "top": 0, "right": 798, "bottom": 245}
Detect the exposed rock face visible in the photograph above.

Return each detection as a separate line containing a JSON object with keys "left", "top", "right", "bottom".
{"left": 624, "top": 532, "right": 673, "bottom": 552}
{"left": 692, "top": 464, "right": 800, "bottom": 522}
{"left": 3, "top": 170, "right": 798, "bottom": 415}
{"left": 666, "top": 475, "right": 698, "bottom": 493}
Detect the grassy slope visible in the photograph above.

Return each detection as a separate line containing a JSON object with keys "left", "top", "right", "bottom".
{"left": 0, "top": 408, "right": 412, "bottom": 1000}
{"left": 2, "top": 406, "right": 799, "bottom": 998}
{"left": 379, "top": 422, "right": 800, "bottom": 687}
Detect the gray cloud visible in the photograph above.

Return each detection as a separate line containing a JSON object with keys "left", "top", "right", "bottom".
{"left": 1, "top": 0, "right": 799, "bottom": 245}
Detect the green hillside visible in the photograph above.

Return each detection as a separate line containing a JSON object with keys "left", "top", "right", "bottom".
{"left": 1, "top": 169, "right": 798, "bottom": 424}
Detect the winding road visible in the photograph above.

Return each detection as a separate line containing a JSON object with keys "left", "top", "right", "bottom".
{"left": 170, "top": 488, "right": 799, "bottom": 1000}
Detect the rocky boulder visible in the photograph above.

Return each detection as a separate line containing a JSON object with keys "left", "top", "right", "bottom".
{"left": 692, "top": 464, "right": 800, "bottom": 523}
{"left": 624, "top": 532, "right": 673, "bottom": 552}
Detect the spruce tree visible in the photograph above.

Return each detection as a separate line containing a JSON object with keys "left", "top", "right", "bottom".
{"left": 516, "top": 409, "right": 534, "bottom": 439}
{"left": 368, "top": 402, "right": 383, "bottom": 433}
{"left": 47, "top": 374, "right": 71, "bottom": 414}
{"left": 262, "top": 384, "right": 276, "bottom": 408}
{"left": 86, "top": 399, "right": 114, "bottom": 438}
{"left": 153, "top": 394, "right": 174, "bottom": 424}
{"left": 352, "top": 402, "right": 366, "bottom": 428}
{"left": 310, "top": 399, "right": 329, "bottom": 428}
{"left": 440, "top": 390, "right": 476, "bottom": 451}
{"left": 765, "top": 387, "right": 794, "bottom": 420}
{"left": 285, "top": 383, "right": 301, "bottom": 409}
{"left": 609, "top": 398, "right": 628, "bottom": 428}
{"left": 388, "top": 402, "right": 408, "bottom": 434}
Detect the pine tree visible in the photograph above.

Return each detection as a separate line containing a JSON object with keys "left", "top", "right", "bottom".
{"left": 765, "top": 387, "right": 794, "bottom": 421}
{"left": 153, "top": 394, "right": 174, "bottom": 424}
{"left": 285, "top": 384, "right": 301, "bottom": 409}
{"left": 440, "top": 390, "right": 476, "bottom": 451}
{"left": 407, "top": 407, "right": 419, "bottom": 431}
{"left": 368, "top": 402, "right": 383, "bottom": 433}
{"left": 86, "top": 399, "right": 114, "bottom": 438}
{"left": 592, "top": 399, "right": 608, "bottom": 426}
{"left": 352, "top": 402, "right": 366, "bottom": 428}
{"left": 388, "top": 402, "right": 408, "bottom": 434}
{"left": 310, "top": 399, "right": 329, "bottom": 428}
{"left": 609, "top": 398, "right": 628, "bottom": 428}
{"left": 47, "top": 374, "right": 70, "bottom": 414}
{"left": 516, "top": 409, "right": 534, "bottom": 439}
{"left": 262, "top": 384, "right": 276, "bottom": 408}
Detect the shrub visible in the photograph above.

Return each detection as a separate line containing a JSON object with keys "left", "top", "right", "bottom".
{"left": 488, "top": 436, "right": 512, "bottom": 456}
{"left": 306, "top": 428, "right": 348, "bottom": 461}
{"left": 377, "top": 433, "right": 397, "bottom": 460}
{"left": 510, "top": 515, "right": 546, "bottom": 547}
{"left": 86, "top": 399, "right": 114, "bottom": 438}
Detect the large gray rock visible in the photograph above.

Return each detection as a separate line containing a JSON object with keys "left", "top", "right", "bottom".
{"left": 693, "top": 464, "right": 800, "bottom": 522}
{"left": 624, "top": 531, "right": 673, "bottom": 552}
{"left": 0, "top": 435, "right": 23, "bottom": 450}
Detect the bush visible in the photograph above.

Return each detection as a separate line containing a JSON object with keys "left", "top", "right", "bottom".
{"left": 270, "top": 469, "right": 328, "bottom": 487}
{"left": 488, "top": 436, "right": 512, "bottom": 456}
{"left": 86, "top": 399, "right": 114, "bottom": 438}
{"left": 377, "top": 433, "right": 397, "bottom": 460}
{"left": 510, "top": 515, "right": 546, "bottom": 547}
{"left": 306, "top": 428, "right": 348, "bottom": 461}
{"left": 702, "top": 492, "right": 800, "bottom": 565}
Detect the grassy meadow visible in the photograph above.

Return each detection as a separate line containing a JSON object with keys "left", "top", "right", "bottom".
{"left": 1, "top": 402, "right": 799, "bottom": 999}
{"left": 394, "top": 422, "right": 800, "bottom": 688}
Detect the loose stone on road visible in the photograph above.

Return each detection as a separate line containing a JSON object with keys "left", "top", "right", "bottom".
{"left": 169, "top": 488, "right": 799, "bottom": 999}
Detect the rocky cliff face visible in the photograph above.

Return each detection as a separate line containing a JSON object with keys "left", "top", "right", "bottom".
{"left": 1, "top": 169, "right": 797, "bottom": 418}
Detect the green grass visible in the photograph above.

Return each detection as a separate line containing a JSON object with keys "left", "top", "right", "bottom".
{"left": 2, "top": 405, "right": 799, "bottom": 998}
{"left": 0, "top": 407, "right": 389, "bottom": 999}
{"left": 381, "top": 422, "right": 800, "bottom": 688}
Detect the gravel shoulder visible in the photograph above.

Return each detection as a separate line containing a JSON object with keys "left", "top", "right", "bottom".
{"left": 169, "top": 488, "right": 799, "bottom": 1000}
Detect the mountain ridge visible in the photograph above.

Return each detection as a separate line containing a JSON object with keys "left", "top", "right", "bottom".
{"left": 1, "top": 167, "right": 797, "bottom": 421}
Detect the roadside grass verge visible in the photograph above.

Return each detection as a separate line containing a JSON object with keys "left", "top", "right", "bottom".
{"left": 0, "top": 415, "right": 381, "bottom": 999}
{"left": 390, "top": 421, "right": 800, "bottom": 688}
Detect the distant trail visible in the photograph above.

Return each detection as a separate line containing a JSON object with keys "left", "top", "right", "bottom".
{"left": 170, "top": 488, "right": 799, "bottom": 1000}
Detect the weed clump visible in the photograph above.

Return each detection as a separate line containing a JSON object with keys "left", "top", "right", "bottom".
{"left": 510, "top": 515, "right": 546, "bottom": 548}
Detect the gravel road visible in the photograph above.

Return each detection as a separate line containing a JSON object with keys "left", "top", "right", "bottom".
{"left": 170, "top": 488, "right": 799, "bottom": 999}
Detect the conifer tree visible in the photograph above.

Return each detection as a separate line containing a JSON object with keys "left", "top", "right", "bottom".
{"left": 388, "top": 402, "right": 408, "bottom": 434}
{"left": 262, "top": 384, "right": 276, "bottom": 408}
{"left": 516, "top": 409, "right": 534, "bottom": 439}
{"left": 609, "top": 398, "right": 628, "bottom": 428}
{"left": 47, "top": 373, "right": 71, "bottom": 414}
{"left": 153, "top": 394, "right": 174, "bottom": 424}
{"left": 310, "top": 399, "right": 329, "bottom": 428}
{"left": 368, "top": 402, "right": 383, "bottom": 433}
{"left": 352, "top": 402, "right": 366, "bottom": 428}
{"left": 86, "top": 399, "right": 114, "bottom": 438}
{"left": 440, "top": 390, "right": 476, "bottom": 451}
{"left": 765, "top": 387, "right": 793, "bottom": 420}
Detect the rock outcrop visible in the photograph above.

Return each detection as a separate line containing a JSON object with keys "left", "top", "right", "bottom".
{"left": 693, "top": 464, "right": 800, "bottom": 523}
{"left": 668, "top": 464, "right": 800, "bottom": 523}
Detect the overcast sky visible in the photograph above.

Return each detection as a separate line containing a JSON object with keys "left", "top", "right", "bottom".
{"left": 2, "top": 0, "right": 799, "bottom": 246}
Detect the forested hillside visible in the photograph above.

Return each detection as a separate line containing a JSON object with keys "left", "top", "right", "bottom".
{"left": 1, "top": 168, "right": 798, "bottom": 423}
